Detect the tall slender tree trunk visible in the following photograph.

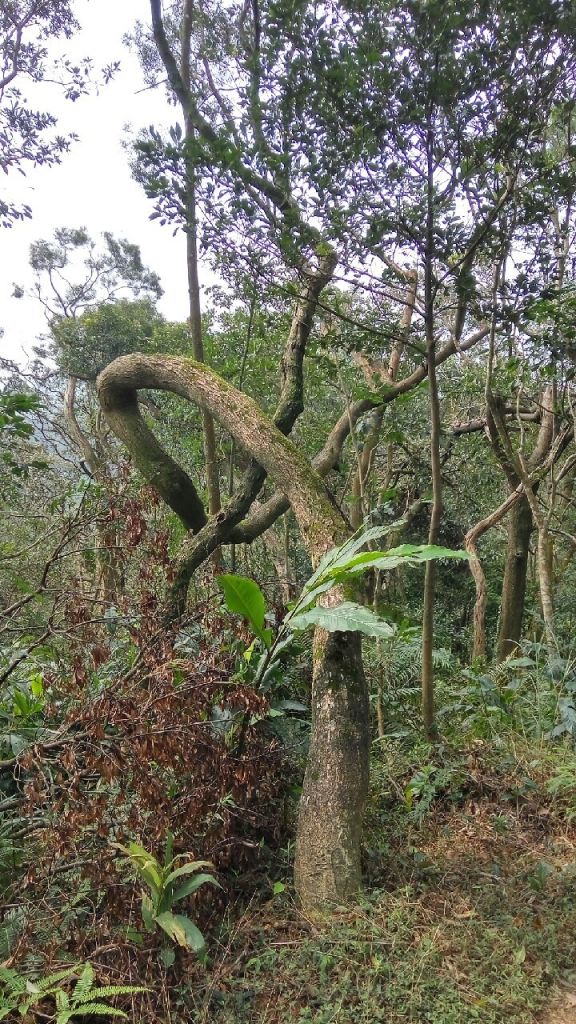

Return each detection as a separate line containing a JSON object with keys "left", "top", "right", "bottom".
{"left": 262, "top": 521, "right": 295, "bottom": 604}
{"left": 489, "top": 388, "right": 563, "bottom": 658}
{"left": 180, "top": 4, "right": 221, "bottom": 520}
{"left": 421, "top": 107, "right": 441, "bottom": 739}
{"left": 537, "top": 519, "right": 556, "bottom": 652}
{"left": 497, "top": 494, "right": 533, "bottom": 660}
{"left": 350, "top": 409, "right": 385, "bottom": 530}
{"left": 350, "top": 271, "right": 417, "bottom": 531}
{"left": 184, "top": 118, "right": 222, "bottom": 520}
{"left": 465, "top": 486, "right": 523, "bottom": 662}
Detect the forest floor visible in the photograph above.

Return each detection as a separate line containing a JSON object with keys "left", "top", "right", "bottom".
{"left": 5, "top": 731, "right": 576, "bottom": 1023}
{"left": 541, "top": 989, "right": 576, "bottom": 1024}
{"left": 173, "top": 735, "right": 576, "bottom": 1024}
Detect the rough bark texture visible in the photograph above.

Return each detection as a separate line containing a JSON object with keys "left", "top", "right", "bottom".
{"left": 496, "top": 494, "right": 533, "bottom": 660}
{"left": 163, "top": 252, "right": 337, "bottom": 614}
{"left": 294, "top": 625, "right": 369, "bottom": 906}
{"left": 97, "top": 353, "right": 370, "bottom": 910}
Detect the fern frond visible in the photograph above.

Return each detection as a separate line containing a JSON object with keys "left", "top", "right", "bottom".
{"left": 72, "top": 963, "right": 95, "bottom": 1002}
{"left": 84, "top": 985, "right": 149, "bottom": 999}
{"left": 35, "top": 965, "right": 78, "bottom": 990}
{"left": 65, "top": 1003, "right": 128, "bottom": 1018}
{"left": 0, "top": 966, "right": 24, "bottom": 994}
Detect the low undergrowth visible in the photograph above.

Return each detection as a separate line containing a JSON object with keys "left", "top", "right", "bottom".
{"left": 188, "top": 735, "right": 576, "bottom": 1024}
{"left": 5, "top": 731, "right": 574, "bottom": 1023}
{"left": 3, "top": 551, "right": 576, "bottom": 1023}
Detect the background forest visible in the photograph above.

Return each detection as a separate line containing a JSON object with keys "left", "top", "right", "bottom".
{"left": 3, "top": 0, "right": 576, "bottom": 1022}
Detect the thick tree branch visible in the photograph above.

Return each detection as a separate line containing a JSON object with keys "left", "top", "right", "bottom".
{"left": 97, "top": 354, "right": 345, "bottom": 558}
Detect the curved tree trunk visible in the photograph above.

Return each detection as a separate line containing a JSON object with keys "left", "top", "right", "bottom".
{"left": 97, "top": 353, "right": 369, "bottom": 911}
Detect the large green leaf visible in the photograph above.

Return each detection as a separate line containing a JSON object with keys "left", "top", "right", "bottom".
{"left": 289, "top": 601, "right": 396, "bottom": 637}
{"left": 114, "top": 843, "right": 162, "bottom": 885}
{"left": 319, "top": 520, "right": 408, "bottom": 569}
{"left": 168, "top": 873, "right": 221, "bottom": 907}
{"left": 322, "top": 543, "right": 469, "bottom": 581}
{"left": 163, "top": 860, "right": 213, "bottom": 886}
{"left": 302, "top": 522, "right": 400, "bottom": 595}
{"left": 218, "top": 574, "right": 268, "bottom": 641}
{"left": 154, "top": 912, "right": 206, "bottom": 951}
{"left": 158, "top": 866, "right": 220, "bottom": 912}
{"left": 300, "top": 529, "right": 466, "bottom": 608}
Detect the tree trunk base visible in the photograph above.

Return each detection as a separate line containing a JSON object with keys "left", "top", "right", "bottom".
{"left": 294, "top": 630, "right": 369, "bottom": 911}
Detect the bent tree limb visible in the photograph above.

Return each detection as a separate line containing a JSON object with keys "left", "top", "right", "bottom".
{"left": 97, "top": 352, "right": 369, "bottom": 911}
{"left": 167, "top": 251, "right": 337, "bottom": 616}
{"left": 167, "top": 313, "right": 488, "bottom": 618}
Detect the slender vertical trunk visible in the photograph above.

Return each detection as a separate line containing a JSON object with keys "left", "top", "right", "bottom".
{"left": 349, "top": 272, "right": 416, "bottom": 530}
{"left": 283, "top": 514, "right": 294, "bottom": 600}
{"left": 465, "top": 487, "right": 523, "bottom": 661}
{"left": 468, "top": 544, "right": 488, "bottom": 661}
{"left": 180, "top": 5, "right": 220, "bottom": 520}
{"left": 537, "top": 520, "right": 555, "bottom": 652}
{"left": 184, "top": 119, "right": 221, "bottom": 519}
{"left": 350, "top": 409, "right": 384, "bottom": 529}
{"left": 263, "top": 522, "right": 294, "bottom": 604}
{"left": 489, "top": 388, "right": 560, "bottom": 657}
{"left": 228, "top": 293, "right": 255, "bottom": 573}
{"left": 421, "top": 104, "right": 441, "bottom": 739}
{"left": 497, "top": 494, "right": 533, "bottom": 660}
{"left": 376, "top": 684, "right": 386, "bottom": 740}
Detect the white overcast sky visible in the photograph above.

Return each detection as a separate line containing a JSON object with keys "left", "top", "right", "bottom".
{"left": 0, "top": 0, "right": 194, "bottom": 362}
